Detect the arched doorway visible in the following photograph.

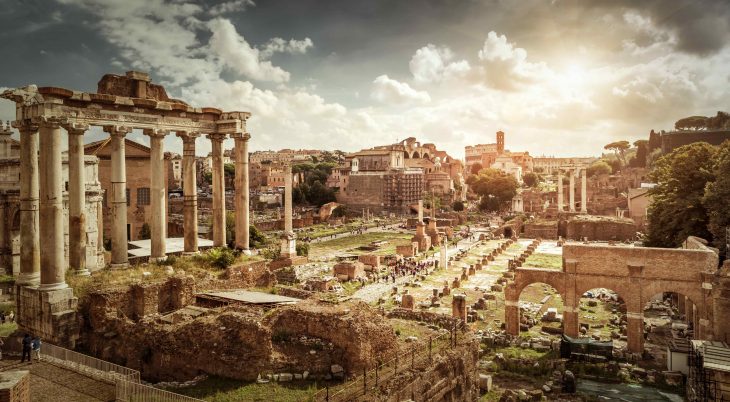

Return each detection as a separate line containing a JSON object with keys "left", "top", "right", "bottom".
{"left": 516, "top": 283, "right": 564, "bottom": 337}
{"left": 578, "top": 288, "right": 627, "bottom": 345}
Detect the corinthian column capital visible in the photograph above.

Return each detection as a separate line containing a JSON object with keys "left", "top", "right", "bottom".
{"left": 35, "top": 116, "right": 64, "bottom": 129}
{"left": 231, "top": 132, "right": 251, "bottom": 142}
{"left": 206, "top": 132, "right": 227, "bottom": 143}
{"left": 143, "top": 128, "right": 168, "bottom": 139}
{"left": 176, "top": 131, "right": 200, "bottom": 143}
{"left": 11, "top": 119, "right": 39, "bottom": 134}
{"left": 62, "top": 121, "right": 90, "bottom": 135}
{"left": 103, "top": 125, "right": 133, "bottom": 137}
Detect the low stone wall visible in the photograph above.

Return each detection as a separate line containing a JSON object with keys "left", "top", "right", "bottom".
{"left": 386, "top": 308, "right": 461, "bottom": 330}
{"left": 565, "top": 216, "right": 637, "bottom": 241}
{"left": 522, "top": 222, "right": 558, "bottom": 239}
{"left": 274, "top": 285, "right": 313, "bottom": 299}
{"left": 224, "top": 260, "right": 276, "bottom": 288}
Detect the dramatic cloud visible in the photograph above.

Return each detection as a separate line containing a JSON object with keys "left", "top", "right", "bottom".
{"left": 1, "top": 0, "right": 728, "bottom": 158}
{"left": 208, "top": 0, "right": 255, "bottom": 16}
{"left": 409, "top": 44, "right": 470, "bottom": 84}
{"left": 370, "top": 75, "right": 430, "bottom": 105}
{"left": 207, "top": 18, "right": 290, "bottom": 83}
{"left": 261, "top": 37, "right": 314, "bottom": 58}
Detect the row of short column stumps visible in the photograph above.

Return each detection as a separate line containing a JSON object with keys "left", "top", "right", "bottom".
{"left": 506, "top": 238, "right": 541, "bottom": 270}
{"left": 396, "top": 237, "right": 519, "bottom": 324}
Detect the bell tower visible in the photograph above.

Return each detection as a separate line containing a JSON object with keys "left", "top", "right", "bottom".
{"left": 496, "top": 131, "right": 505, "bottom": 154}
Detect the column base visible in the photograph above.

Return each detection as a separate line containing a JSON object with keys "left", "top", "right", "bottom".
{"left": 17, "top": 286, "right": 78, "bottom": 348}
{"left": 38, "top": 282, "right": 69, "bottom": 292}
{"left": 110, "top": 262, "right": 129, "bottom": 270}
{"left": 74, "top": 269, "right": 91, "bottom": 277}
{"left": 149, "top": 256, "right": 167, "bottom": 263}
{"left": 15, "top": 272, "right": 41, "bottom": 287}
{"left": 240, "top": 249, "right": 252, "bottom": 256}
{"left": 182, "top": 251, "right": 200, "bottom": 256}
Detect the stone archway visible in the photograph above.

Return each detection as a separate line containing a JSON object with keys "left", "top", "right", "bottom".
{"left": 505, "top": 242, "right": 717, "bottom": 353}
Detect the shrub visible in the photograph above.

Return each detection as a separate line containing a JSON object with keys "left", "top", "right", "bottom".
{"left": 206, "top": 247, "right": 237, "bottom": 269}
{"left": 452, "top": 200, "right": 465, "bottom": 211}
{"left": 296, "top": 242, "right": 309, "bottom": 256}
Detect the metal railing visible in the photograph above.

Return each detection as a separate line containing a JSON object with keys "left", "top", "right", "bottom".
{"left": 41, "top": 343, "right": 140, "bottom": 384}
{"left": 314, "top": 322, "right": 467, "bottom": 401}
{"left": 115, "top": 379, "right": 204, "bottom": 402}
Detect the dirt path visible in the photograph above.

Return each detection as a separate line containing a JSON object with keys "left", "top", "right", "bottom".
{"left": 0, "top": 359, "right": 115, "bottom": 402}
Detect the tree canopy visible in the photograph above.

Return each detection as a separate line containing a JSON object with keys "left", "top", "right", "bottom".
{"left": 470, "top": 162, "right": 483, "bottom": 176}
{"left": 604, "top": 141, "right": 630, "bottom": 168}
{"left": 703, "top": 140, "right": 730, "bottom": 256}
{"left": 466, "top": 168, "right": 518, "bottom": 212}
{"left": 522, "top": 172, "right": 540, "bottom": 188}
{"left": 586, "top": 160, "right": 612, "bottom": 177}
{"left": 645, "top": 142, "right": 716, "bottom": 248}
{"left": 292, "top": 162, "right": 337, "bottom": 207}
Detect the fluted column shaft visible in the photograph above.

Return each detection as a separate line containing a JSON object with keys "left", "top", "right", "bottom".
{"left": 65, "top": 123, "right": 90, "bottom": 276}
{"left": 178, "top": 132, "right": 199, "bottom": 253}
{"left": 556, "top": 170, "right": 564, "bottom": 212}
{"left": 233, "top": 133, "right": 251, "bottom": 251}
{"left": 581, "top": 168, "right": 588, "bottom": 213}
{"left": 208, "top": 134, "right": 226, "bottom": 247}
{"left": 38, "top": 118, "right": 67, "bottom": 290}
{"left": 15, "top": 120, "right": 40, "bottom": 286}
{"left": 145, "top": 129, "right": 167, "bottom": 260}
{"left": 284, "top": 164, "right": 293, "bottom": 234}
{"left": 104, "top": 125, "right": 133, "bottom": 268}
{"left": 569, "top": 169, "right": 576, "bottom": 212}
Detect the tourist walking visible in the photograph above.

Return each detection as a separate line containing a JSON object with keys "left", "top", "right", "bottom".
{"left": 31, "top": 337, "right": 41, "bottom": 362}
{"left": 20, "top": 334, "right": 31, "bottom": 363}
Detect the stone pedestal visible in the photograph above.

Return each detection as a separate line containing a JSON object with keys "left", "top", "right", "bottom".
{"left": 280, "top": 232, "right": 297, "bottom": 259}
{"left": 411, "top": 223, "right": 431, "bottom": 253}
{"left": 401, "top": 293, "right": 415, "bottom": 310}
{"left": 452, "top": 294, "right": 467, "bottom": 323}
{"left": 16, "top": 286, "right": 78, "bottom": 348}
{"left": 0, "top": 370, "right": 30, "bottom": 402}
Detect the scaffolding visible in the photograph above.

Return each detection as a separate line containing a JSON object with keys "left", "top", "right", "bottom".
{"left": 688, "top": 340, "right": 730, "bottom": 401}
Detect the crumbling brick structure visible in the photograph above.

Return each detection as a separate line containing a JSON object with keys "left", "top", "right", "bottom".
{"left": 504, "top": 237, "right": 718, "bottom": 353}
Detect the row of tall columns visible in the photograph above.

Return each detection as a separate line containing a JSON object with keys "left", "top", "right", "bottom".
{"left": 15, "top": 121, "right": 250, "bottom": 280}
{"left": 145, "top": 129, "right": 167, "bottom": 261}
{"left": 556, "top": 168, "right": 588, "bottom": 213}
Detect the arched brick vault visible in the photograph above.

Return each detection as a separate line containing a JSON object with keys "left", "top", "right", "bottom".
{"left": 504, "top": 243, "right": 718, "bottom": 353}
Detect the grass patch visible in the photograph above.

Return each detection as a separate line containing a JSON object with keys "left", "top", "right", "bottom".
{"left": 524, "top": 253, "right": 562, "bottom": 270}
{"left": 0, "top": 322, "right": 17, "bottom": 337}
{"left": 173, "top": 376, "right": 318, "bottom": 402}
{"left": 309, "top": 232, "right": 412, "bottom": 258}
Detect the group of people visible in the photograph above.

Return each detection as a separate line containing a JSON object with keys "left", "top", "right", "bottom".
{"left": 378, "top": 258, "right": 437, "bottom": 283}
{"left": 19, "top": 334, "right": 41, "bottom": 363}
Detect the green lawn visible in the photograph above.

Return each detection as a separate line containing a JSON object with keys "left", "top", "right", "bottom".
{"left": 309, "top": 232, "right": 412, "bottom": 258}
{"left": 524, "top": 253, "right": 562, "bottom": 270}
{"left": 173, "top": 376, "right": 319, "bottom": 402}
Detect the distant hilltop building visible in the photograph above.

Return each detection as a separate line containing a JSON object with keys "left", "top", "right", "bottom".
{"left": 334, "top": 137, "right": 464, "bottom": 214}
{"left": 649, "top": 111, "right": 730, "bottom": 154}
{"left": 466, "top": 131, "right": 596, "bottom": 179}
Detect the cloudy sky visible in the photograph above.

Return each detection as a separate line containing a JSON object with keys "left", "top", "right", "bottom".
{"left": 1, "top": 0, "right": 729, "bottom": 158}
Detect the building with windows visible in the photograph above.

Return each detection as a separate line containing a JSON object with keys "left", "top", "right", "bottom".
{"left": 86, "top": 138, "right": 171, "bottom": 241}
